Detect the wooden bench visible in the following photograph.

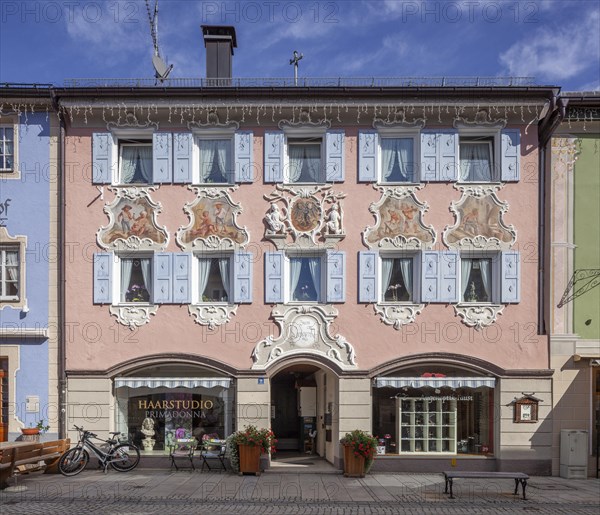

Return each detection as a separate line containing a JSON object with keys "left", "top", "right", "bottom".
{"left": 0, "top": 439, "right": 70, "bottom": 489}
{"left": 443, "top": 470, "right": 530, "bottom": 500}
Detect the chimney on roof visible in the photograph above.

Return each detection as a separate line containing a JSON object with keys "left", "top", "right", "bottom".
{"left": 201, "top": 25, "right": 237, "bottom": 80}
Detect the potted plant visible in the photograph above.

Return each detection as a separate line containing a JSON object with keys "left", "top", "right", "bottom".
{"left": 21, "top": 419, "right": 50, "bottom": 436}
{"left": 340, "top": 429, "right": 378, "bottom": 477}
{"left": 229, "top": 425, "right": 276, "bottom": 475}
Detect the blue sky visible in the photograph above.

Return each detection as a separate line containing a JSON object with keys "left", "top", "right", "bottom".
{"left": 1, "top": 0, "right": 599, "bottom": 90}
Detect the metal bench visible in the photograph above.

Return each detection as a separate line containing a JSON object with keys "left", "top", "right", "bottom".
{"left": 443, "top": 470, "right": 530, "bottom": 500}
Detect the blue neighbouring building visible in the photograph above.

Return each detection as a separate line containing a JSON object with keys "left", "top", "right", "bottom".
{"left": 0, "top": 87, "right": 60, "bottom": 441}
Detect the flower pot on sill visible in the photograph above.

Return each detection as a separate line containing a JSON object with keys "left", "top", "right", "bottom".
{"left": 342, "top": 444, "right": 366, "bottom": 478}
{"left": 21, "top": 428, "right": 40, "bottom": 436}
{"left": 238, "top": 444, "right": 262, "bottom": 475}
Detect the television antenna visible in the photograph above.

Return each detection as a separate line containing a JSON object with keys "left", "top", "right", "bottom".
{"left": 145, "top": 0, "right": 173, "bottom": 82}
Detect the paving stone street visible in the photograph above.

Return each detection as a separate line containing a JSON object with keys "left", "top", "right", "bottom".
{"left": 1, "top": 470, "right": 599, "bottom": 514}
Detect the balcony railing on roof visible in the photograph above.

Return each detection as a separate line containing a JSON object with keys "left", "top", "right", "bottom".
{"left": 62, "top": 76, "right": 536, "bottom": 89}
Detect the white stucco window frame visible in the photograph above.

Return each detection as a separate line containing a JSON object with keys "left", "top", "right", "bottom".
{"left": 111, "top": 128, "right": 155, "bottom": 187}
{"left": 282, "top": 126, "right": 327, "bottom": 186}
{"left": 456, "top": 127, "right": 502, "bottom": 184}
{"left": 376, "top": 127, "right": 421, "bottom": 186}
{"left": 0, "top": 115, "right": 19, "bottom": 179}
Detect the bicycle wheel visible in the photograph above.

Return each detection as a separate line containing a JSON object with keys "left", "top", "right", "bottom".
{"left": 109, "top": 443, "right": 141, "bottom": 472}
{"left": 58, "top": 447, "right": 89, "bottom": 476}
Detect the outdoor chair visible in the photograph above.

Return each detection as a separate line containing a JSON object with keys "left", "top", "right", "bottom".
{"left": 168, "top": 438, "right": 197, "bottom": 471}
{"left": 198, "top": 440, "right": 227, "bottom": 472}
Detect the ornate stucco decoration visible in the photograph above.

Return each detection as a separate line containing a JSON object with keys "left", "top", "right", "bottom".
{"left": 453, "top": 109, "right": 507, "bottom": 129}
{"left": 374, "top": 303, "right": 425, "bottom": 330}
{"left": 373, "top": 117, "right": 425, "bottom": 129}
{"left": 109, "top": 304, "right": 158, "bottom": 330}
{"left": 453, "top": 304, "right": 504, "bottom": 331}
{"left": 176, "top": 186, "right": 249, "bottom": 252}
{"left": 443, "top": 185, "right": 516, "bottom": 251}
{"left": 106, "top": 111, "right": 158, "bottom": 130}
{"left": 188, "top": 304, "right": 238, "bottom": 330}
{"left": 278, "top": 111, "right": 331, "bottom": 130}
{"left": 97, "top": 188, "right": 168, "bottom": 251}
{"left": 362, "top": 185, "right": 436, "bottom": 250}
{"left": 0, "top": 227, "right": 28, "bottom": 311}
{"left": 251, "top": 305, "right": 357, "bottom": 370}
{"left": 263, "top": 184, "right": 346, "bottom": 250}
{"left": 188, "top": 112, "right": 239, "bottom": 131}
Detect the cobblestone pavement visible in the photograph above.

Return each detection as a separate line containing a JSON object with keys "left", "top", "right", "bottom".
{"left": 1, "top": 470, "right": 599, "bottom": 514}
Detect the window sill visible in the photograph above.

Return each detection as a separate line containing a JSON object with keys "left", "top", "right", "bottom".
{"left": 453, "top": 303, "right": 504, "bottom": 331}
{"left": 377, "top": 181, "right": 420, "bottom": 187}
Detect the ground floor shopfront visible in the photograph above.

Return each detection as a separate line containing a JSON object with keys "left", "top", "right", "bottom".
{"left": 65, "top": 354, "right": 553, "bottom": 474}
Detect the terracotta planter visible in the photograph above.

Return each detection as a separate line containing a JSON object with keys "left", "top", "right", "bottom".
{"left": 238, "top": 444, "right": 262, "bottom": 475}
{"left": 342, "top": 444, "right": 366, "bottom": 478}
{"left": 21, "top": 428, "right": 40, "bottom": 436}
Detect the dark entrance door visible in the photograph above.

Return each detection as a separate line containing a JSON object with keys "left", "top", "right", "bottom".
{"left": 271, "top": 373, "right": 300, "bottom": 451}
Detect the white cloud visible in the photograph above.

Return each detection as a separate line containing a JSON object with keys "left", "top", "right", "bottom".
{"left": 499, "top": 10, "right": 600, "bottom": 81}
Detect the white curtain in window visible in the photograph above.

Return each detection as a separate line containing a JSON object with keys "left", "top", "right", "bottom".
{"left": 5, "top": 250, "right": 18, "bottom": 281}
{"left": 199, "top": 141, "right": 217, "bottom": 182}
{"left": 120, "top": 147, "right": 137, "bottom": 184}
{"left": 308, "top": 257, "right": 321, "bottom": 301}
{"left": 198, "top": 258, "right": 211, "bottom": 300}
{"left": 399, "top": 258, "right": 413, "bottom": 300}
{"left": 121, "top": 259, "right": 133, "bottom": 302}
{"left": 304, "top": 144, "right": 321, "bottom": 182}
{"left": 290, "top": 258, "right": 302, "bottom": 298}
{"left": 139, "top": 258, "right": 152, "bottom": 298}
{"left": 381, "top": 139, "right": 412, "bottom": 181}
{"left": 460, "top": 143, "right": 491, "bottom": 182}
{"left": 461, "top": 259, "right": 473, "bottom": 300}
{"left": 218, "top": 257, "right": 230, "bottom": 300}
{"left": 478, "top": 259, "right": 491, "bottom": 300}
{"left": 137, "top": 146, "right": 152, "bottom": 183}
{"left": 288, "top": 145, "right": 304, "bottom": 182}
{"left": 381, "top": 258, "right": 394, "bottom": 299}
{"left": 215, "top": 140, "right": 229, "bottom": 182}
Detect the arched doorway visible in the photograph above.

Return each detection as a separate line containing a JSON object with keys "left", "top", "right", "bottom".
{"left": 270, "top": 364, "right": 320, "bottom": 454}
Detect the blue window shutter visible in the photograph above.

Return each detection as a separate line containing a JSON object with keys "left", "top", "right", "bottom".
{"left": 153, "top": 253, "right": 173, "bottom": 304}
{"left": 501, "top": 251, "right": 520, "bottom": 303}
{"left": 420, "top": 131, "right": 438, "bottom": 181}
{"left": 92, "top": 133, "right": 112, "bottom": 184}
{"left": 358, "top": 130, "right": 378, "bottom": 182}
{"left": 421, "top": 251, "right": 439, "bottom": 302}
{"left": 173, "top": 253, "right": 191, "bottom": 304}
{"left": 264, "top": 251, "right": 284, "bottom": 303}
{"left": 173, "top": 132, "right": 193, "bottom": 184}
{"left": 440, "top": 250, "right": 459, "bottom": 303}
{"left": 264, "top": 131, "right": 284, "bottom": 183}
{"left": 234, "top": 131, "right": 254, "bottom": 183}
{"left": 93, "top": 253, "right": 113, "bottom": 304}
{"left": 358, "top": 251, "right": 378, "bottom": 303}
{"left": 501, "top": 129, "right": 520, "bottom": 182}
{"left": 233, "top": 251, "right": 253, "bottom": 303}
{"left": 326, "top": 250, "right": 345, "bottom": 303}
{"left": 153, "top": 132, "right": 172, "bottom": 183}
{"left": 438, "top": 131, "right": 458, "bottom": 181}
{"left": 325, "top": 130, "right": 345, "bottom": 182}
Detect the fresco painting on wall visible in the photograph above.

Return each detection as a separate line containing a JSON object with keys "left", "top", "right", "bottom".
{"left": 366, "top": 196, "right": 434, "bottom": 245}
{"left": 445, "top": 195, "right": 513, "bottom": 244}
{"left": 181, "top": 197, "right": 246, "bottom": 244}
{"left": 103, "top": 197, "right": 166, "bottom": 245}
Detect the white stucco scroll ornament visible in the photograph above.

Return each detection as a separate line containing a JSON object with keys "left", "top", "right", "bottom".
{"left": 188, "top": 304, "right": 238, "bottom": 331}
{"left": 453, "top": 304, "right": 505, "bottom": 331}
{"left": 251, "top": 305, "right": 357, "bottom": 370}
{"left": 443, "top": 184, "right": 516, "bottom": 251}
{"left": 175, "top": 186, "right": 249, "bottom": 252}
{"left": 97, "top": 187, "right": 169, "bottom": 251}
{"left": 362, "top": 185, "right": 436, "bottom": 250}
{"left": 263, "top": 184, "right": 346, "bottom": 250}
{"left": 109, "top": 304, "right": 159, "bottom": 330}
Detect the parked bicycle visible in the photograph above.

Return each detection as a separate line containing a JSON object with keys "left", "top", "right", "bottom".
{"left": 58, "top": 425, "right": 140, "bottom": 476}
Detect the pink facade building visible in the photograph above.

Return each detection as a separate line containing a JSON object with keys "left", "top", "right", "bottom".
{"left": 58, "top": 27, "right": 559, "bottom": 473}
